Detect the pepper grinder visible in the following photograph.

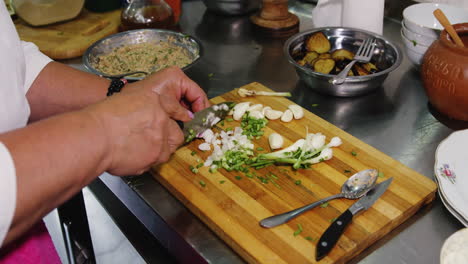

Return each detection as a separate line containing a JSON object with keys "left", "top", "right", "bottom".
{"left": 250, "top": 0, "right": 299, "bottom": 38}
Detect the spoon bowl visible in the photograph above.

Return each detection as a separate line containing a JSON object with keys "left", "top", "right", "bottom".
{"left": 342, "top": 169, "right": 379, "bottom": 199}
{"left": 259, "top": 169, "right": 378, "bottom": 228}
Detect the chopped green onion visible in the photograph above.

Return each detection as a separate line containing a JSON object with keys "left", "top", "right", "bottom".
{"left": 226, "top": 118, "right": 234, "bottom": 122}
{"left": 378, "top": 171, "right": 385, "bottom": 178}
{"left": 256, "top": 147, "right": 264, "bottom": 151}
{"left": 295, "top": 180, "right": 302, "bottom": 185}
{"left": 305, "top": 236, "right": 317, "bottom": 241}
{"left": 344, "top": 169, "right": 351, "bottom": 173}
{"left": 191, "top": 151, "right": 197, "bottom": 156}
{"left": 320, "top": 202, "right": 329, "bottom": 208}
{"left": 351, "top": 151, "right": 357, "bottom": 156}
{"left": 293, "top": 224, "right": 303, "bottom": 236}
{"left": 199, "top": 180, "right": 206, "bottom": 187}
{"left": 219, "top": 180, "right": 225, "bottom": 184}
{"left": 235, "top": 176, "right": 242, "bottom": 180}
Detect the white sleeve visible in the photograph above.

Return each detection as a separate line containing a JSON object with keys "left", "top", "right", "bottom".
{"left": 0, "top": 142, "right": 17, "bottom": 247}
{"left": 21, "top": 41, "right": 53, "bottom": 93}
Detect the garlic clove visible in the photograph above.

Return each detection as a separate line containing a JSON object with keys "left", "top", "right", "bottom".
{"left": 249, "top": 110, "right": 264, "bottom": 119}
{"left": 288, "top": 104, "right": 304, "bottom": 119}
{"left": 198, "top": 142, "right": 211, "bottom": 151}
{"left": 233, "top": 102, "right": 251, "bottom": 120}
{"left": 268, "top": 133, "right": 284, "bottom": 150}
{"left": 265, "top": 109, "right": 283, "bottom": 120}
{"left": 248, "top": 103, "right": 263, "bottom": 112}
{"left": 280, "top": 109, "right": 293, "bottom": 122}
{"left": 262, "top": 106, "right": 272, "bottom": 115}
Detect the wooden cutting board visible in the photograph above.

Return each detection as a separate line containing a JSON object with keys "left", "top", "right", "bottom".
{"left": 152, "top": 82, "right": 437, "bottom": 264}
{"left": 14, "top": 9, "right": 121, "bottom": 60}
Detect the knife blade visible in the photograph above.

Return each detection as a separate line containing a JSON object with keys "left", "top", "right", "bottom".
{"left": 179, "top": 102, "right": 234, "bottom": 143}
{"left": 315, "top": 177, "right": 393, "bottom": 261}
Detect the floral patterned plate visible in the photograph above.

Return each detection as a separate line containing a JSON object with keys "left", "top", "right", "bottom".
{"left": 435, "top": 129, "right": 468, "bottom": 225}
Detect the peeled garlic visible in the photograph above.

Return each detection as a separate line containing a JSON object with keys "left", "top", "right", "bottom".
{"left": 268, "top": 133, "right": 284, "bottom": 150}
{"left": 288, "top": 104, "right": 304, "bottom": 119}
{"left": 265, "top": 109, "right": 283, "bottom": 120}
{"left": 280, "top": 109, "right": 293, "bottom": 122}
{"left": 262, "top": 106, "right": 272, "bottom": 115}
{"left": 249, "top": 110, "right": 264, "bottom": 119}
{"left": 198, "top": 142, "right": 211, "bottom": 151}
{"left": 233, "top": 102, "right": 251, "bottom": 120}
{"left": 248, "top": 104, "right": 263, "bottom": 112}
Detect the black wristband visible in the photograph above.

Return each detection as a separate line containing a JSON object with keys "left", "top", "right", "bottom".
{"left": 107, "top": 78, "right": 128, "bottom": 96}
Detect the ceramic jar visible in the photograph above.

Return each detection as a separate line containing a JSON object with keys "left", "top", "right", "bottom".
{"left": 421, "top": 23, "right": 468, "bottom": 121}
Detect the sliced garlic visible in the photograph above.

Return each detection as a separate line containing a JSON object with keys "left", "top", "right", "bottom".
{"left": 280, "top": 109, "right": 293, "bottom": 122}
{"left": 262, "top": 106, "right": 272, "bottom": 115}
{"left": 264, "top": 109, "right": 283, "bottom": 120}
{"left": 249, "top": 110, "right": 264, "bottom": 119}
{"left": 233, "top": 102, "right": 251, "bottom": 120}
{"left": 248, "top": 103, "right": 263, "bottom": 112}
{"left": 268, "top": 133, "right": 284, "bottom": 150}
{"left": 198, "top": 142, "right": 211, "bottom": 151}
{"left": 288, "top": 104, "right": 304, "bottom": 119}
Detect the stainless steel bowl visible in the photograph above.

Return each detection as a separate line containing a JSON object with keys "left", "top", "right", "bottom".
{"left": 284, "top": 27, "right": 402, "bottom": 97}
{"left": 201, "top": 0, "right": 261, "bottom": 15}
{"left": 83, "top": 29, "right": 202, "bottom": 81}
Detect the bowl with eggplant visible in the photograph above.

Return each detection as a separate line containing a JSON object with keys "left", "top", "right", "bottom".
{"left": 284, "top": 27, "right": 402, "bottom": 97}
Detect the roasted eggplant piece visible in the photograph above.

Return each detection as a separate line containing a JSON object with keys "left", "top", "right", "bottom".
{"left": 306, "top": 32, "right": 331, "bottom": 54}
{"left": 331, "top": 49, "right": 355, "bottom": 61}
{"left": 352, "top": 64, "right": 370, "bottom": 76}
{"left": 313, "top": 59, "right": 335, "bottom": 74}
{"left": 318, "top": 53, "right": 332, "bottom": 59}
{"left": 362, "top": 62, "right": 379, "bottom": 74}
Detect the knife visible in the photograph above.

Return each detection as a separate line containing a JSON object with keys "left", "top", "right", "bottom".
{"left": 315, "top": 177, "right": 393, "bottom": 261}
{"left": 179, "top": 102, "right": 234, "bottom": 143}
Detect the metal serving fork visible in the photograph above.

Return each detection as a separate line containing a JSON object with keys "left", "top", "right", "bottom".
{"left": 331, "top": 38, "right": 377, "bottom": 85}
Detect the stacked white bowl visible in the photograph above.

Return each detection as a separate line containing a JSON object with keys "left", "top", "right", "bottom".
{"left": 401, "top": 3, "right": 468, "bottom": 67}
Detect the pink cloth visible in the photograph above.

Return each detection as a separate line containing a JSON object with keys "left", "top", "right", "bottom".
{"left": 0, "top": 221, "right": 61, "bottom": 264}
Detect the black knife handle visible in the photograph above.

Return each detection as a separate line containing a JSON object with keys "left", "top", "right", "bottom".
{"left": 316, "top": 209, "right": 354, "bottom": 261}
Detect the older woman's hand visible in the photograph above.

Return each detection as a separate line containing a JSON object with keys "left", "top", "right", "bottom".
{"left": 133, "top": 66, "right": 211, "bottom": 114}
{"left": 84, "top": 88, "right": 191, "bottom": 176}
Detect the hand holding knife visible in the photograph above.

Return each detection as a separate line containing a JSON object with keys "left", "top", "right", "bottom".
{"left": 316, "top": 178, "right": 393, "bottom": 261}
{"left": 178, "top": 102, "right": 234, "bottom": 143}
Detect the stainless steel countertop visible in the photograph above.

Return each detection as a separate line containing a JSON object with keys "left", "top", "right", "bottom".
{"left": 66, "top": 1, "right": 465, "bottom": 263}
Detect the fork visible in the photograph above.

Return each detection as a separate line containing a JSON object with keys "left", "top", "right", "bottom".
{"left": 331, "top": 38, "right": 377, "bottom": 85}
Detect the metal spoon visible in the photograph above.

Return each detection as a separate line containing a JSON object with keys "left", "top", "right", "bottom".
{"left": 259, "top": 169, "right": 378, "bottom": 228}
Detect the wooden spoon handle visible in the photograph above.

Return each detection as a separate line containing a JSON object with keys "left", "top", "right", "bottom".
{"left": 433, "top": 8, "right": 465, "bottom": 47}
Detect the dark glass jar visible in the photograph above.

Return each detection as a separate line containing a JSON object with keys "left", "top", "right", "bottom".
{"left": 120, "top": 0, "right": 175, "bottom": 31}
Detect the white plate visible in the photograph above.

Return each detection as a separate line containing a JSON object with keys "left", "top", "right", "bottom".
{"left": 435, "top": 176, "right": 468, "bottom": 226}
{"left": 441, "top": 228, "right": 468, "bottom": 264}
{"left": 435, "top": 129, "right": 468, "bottom": 224}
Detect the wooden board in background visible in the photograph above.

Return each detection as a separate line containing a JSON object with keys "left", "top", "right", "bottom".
{"left": 152, "top": 82, "right": 437, "bottom": 264}
{"left": 14, "top": 9, "right": 121, "bottom": 60}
